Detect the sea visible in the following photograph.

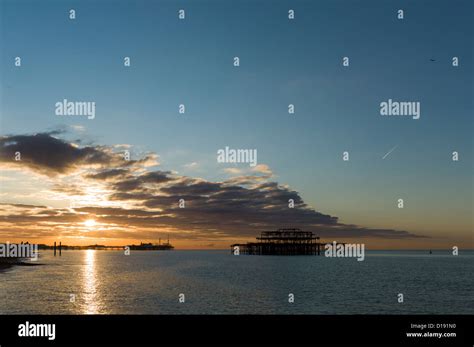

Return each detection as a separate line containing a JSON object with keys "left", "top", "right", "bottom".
{"left": 0, "top": 250, "right": 472, "bottom": 314}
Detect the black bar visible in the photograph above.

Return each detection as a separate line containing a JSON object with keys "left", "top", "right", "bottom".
{"left": 0, "top": 315, "right": 472, "bottom": 345}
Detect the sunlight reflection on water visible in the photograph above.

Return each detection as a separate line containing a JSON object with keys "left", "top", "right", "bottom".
{"left": 82, "top": 250, "right": 100, "bottom": 314}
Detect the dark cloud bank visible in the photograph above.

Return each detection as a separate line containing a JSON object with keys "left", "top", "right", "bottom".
{"left": 0, "top": 132, "right": 426, "bottom": 241}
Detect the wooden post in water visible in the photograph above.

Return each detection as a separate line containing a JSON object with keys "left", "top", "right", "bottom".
{"left": 59, "top": 242, "right": 62, "bottom": 256}
{"left": 54, "top": 241, "right": 56, "bottom": 256}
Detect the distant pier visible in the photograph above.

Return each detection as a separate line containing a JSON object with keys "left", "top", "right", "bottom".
{"left": 231, "top": 228, "right": 344, "bottom": 256}
{"left": 45, "top": 239, "right": 174, "bottom": 254}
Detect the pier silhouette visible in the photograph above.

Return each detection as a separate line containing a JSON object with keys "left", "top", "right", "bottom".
{"left": 43, "top": 240, "right": 174, "bottom": 256}
{"left": 231, "top": 228, "right": 344, "bottom": 255}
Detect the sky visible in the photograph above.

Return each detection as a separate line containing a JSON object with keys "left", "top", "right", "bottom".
{"left": 0, "top": 0, "right": 472, "bottom": 249}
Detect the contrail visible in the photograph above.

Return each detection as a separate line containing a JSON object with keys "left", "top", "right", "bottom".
{"left": 382, "top": 145, "right": 398, "bottom": 159}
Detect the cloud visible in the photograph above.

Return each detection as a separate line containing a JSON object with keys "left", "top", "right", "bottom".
{"left": 70, "top": 125, "right": 86, "bottom": 132}
{"left": 85, "top": 169, "right": 130, "bottom": 181}
{"left": 0, "top": 133, "right": 120, "bottom": 176}
{"left": 51, "top": 183, "right": 87, "bottom": 196}
{"left": 0, "top": 203, "right": 47, "bottom": 209}
{"left": 251, "top": 164, "right": 273, "bottom": 175}
{"left": 223, "top": 167, "right": 243, "bottom": 175}
{"left": 223, "top": 164, "right": 273, "bottom": 177}
{"left": 0, "top": 132, "right": 427, "bottom": 242}
{"left": 0, "top": 133, "right": 158, "bottom": 176}
{"left": 183, "top": 162, "right": 198, "bottom": 169}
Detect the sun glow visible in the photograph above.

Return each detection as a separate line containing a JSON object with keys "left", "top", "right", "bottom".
{"left": 84, "top": 219, "right": 96, "bottom": 228}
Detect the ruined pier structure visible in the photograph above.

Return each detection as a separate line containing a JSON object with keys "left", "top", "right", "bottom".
{"left": 231, "top": 228, "right": 340, "bottom": 256}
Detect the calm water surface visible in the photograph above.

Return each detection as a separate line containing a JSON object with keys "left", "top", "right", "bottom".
{"left": 0, "top": 250, "right": 472, "bottom": 314}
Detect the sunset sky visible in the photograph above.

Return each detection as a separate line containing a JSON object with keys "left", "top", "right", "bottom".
{"left": 0, "top": 0, "right": 472, "bottom": 249}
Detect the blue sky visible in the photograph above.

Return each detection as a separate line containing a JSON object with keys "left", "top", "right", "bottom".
{"left": 0, "top": 0, "right": 472, "bottom": 248}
